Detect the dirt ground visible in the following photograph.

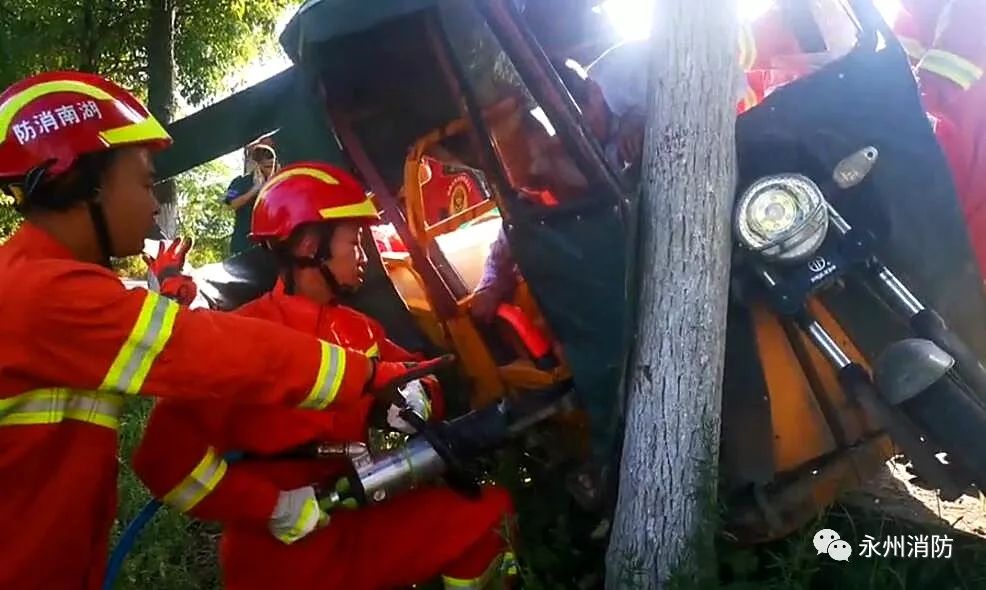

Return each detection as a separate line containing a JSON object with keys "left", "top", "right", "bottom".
{"left": 843, "top": 456, "right": 986, "bottom": 540}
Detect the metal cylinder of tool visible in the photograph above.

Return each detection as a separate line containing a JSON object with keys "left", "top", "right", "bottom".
{"left": 355, "top": 436, "right": 447, "bottom": 505}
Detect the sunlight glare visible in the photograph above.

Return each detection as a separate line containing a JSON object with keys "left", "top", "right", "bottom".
{"left": 241, "top": 7, "right": 296, "bottom": 86}
{"left": 594, "top": 0, "right": 779, "bottom": 41}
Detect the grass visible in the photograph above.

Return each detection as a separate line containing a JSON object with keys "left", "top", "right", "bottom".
{"left": 108, "top": 405, "right": 986, "bottom": 589}
{"left": 109, "top": 400, "right": 222, "bottom": 590}
{"left": 717, "top": 503, "right": 986, "bottom": 590}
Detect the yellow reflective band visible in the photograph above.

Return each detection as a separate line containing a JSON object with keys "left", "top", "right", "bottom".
{"left": 0, "top": 389, "right": 123, "bottom": 430}
{"left": 100, "top": 292, "right": 179, "bottom": 395}
{"left": 99, "top": 115, "right": 171, "bottom": 146}
{"left": 299, "top": 341, "right": 347, "bottom": 410}
{"left": 442, "top": 551, "right": 516, "bottom": 589}
{"left": 162, "top": 446, "right": 228, "bottom": 513}
{"left": 0, "top": 80, "right": 114, "bottom": 138}
{"left": 365, "top": 343, "right": 380, "bottom": 358}
{"left": 737, "top": 24, "right": 757, "bottom": 72}
{"left": 918, "top": 49, "right": 984, "bottom": 91}
{"left": 318, "top": 197, "right": 378, "bottom": 220}
{"left": 257, "top": 167, "right": 340, "bottom": 204}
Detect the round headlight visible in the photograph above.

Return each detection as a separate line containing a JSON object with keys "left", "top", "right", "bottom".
{"left": 734, "top": 174, "right": 829, "bottom": 264}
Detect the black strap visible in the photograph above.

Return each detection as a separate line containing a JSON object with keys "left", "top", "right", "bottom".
{"left": 86, "top": 200, "right": 115, "bottom": 268}
{"left": 276, "top": 224, "right": 349, "bottom": 296}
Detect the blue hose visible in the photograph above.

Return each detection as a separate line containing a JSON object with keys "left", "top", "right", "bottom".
{"left": 103, "top": 451, "right": 243, "bottom": 590}
{"left": 102, "top": 499, "right": 163, "bottom": 590}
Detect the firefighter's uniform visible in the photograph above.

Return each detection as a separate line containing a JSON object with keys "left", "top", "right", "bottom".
{"left": 737, "top": 1, "right": 856, "bottom": 113}
{"left": 0, "top": 223, "right": 379, "bottom": 589}
{"left": 133, "top": 163, "right": 516, "bottom": 590}
{"left": 0, "top": 72, "right": 433, "bottom": 590}
{"left": 895, "top": 0, "right": 986, "bottom": 274}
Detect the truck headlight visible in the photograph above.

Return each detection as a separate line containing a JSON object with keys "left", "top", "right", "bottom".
{"left": 734, "top": 174, "right": 829, "bottom": 263}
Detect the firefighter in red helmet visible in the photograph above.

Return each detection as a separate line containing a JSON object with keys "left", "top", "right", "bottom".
{"left": 0, "top": 71, "right": 447, "bottom": 590}
{"left": 133, "top": 162, "right": 517, "bottom": 590}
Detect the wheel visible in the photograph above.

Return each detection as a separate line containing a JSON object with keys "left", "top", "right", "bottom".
{"left": 901, "top": 375, "right": 986, "bottom": 492}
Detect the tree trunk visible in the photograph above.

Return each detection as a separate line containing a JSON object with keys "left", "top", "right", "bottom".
{"left": 80, "top": 0, "right": 97, "bottom": 71}
{"left": 147, "top": 0, "right": 177, "bottom": 234}
{"left": 605, "top": 1, "right": 739, "bottom": 588}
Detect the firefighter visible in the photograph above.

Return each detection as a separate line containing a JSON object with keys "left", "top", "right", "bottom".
{"left": 132, "top": 162, "right": 517, "bottom": 590}
{"left": 893, "top": 0, "right": 986, "bottom": 275}
{"left": 0, "top": 71, "right": 446, "bottom": 590}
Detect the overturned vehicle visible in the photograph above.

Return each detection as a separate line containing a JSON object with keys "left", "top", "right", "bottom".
{"left": 146, "top": 0, "right": 986, "bottom": 548}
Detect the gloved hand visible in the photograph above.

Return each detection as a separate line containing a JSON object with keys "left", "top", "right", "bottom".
{"left": 268, "top": 486, "right": 329, "bottom": 545}
{"left": 368, "top": 355, "right": 455, "bottom": 404}
{"left": 386, "top": 379, "right": 432, "bottom": 434}
{"left": 159, "top": 275, "right": 198, "bottom": 306}
{"left": 143, "top": 237, "right": 193, "bottom": 282}
{"left": 143, "top": 237, "right": 197, "bottom": 305}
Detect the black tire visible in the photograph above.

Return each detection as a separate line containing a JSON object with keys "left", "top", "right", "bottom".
{"left": 901, "top": 375, "right": 986, "bottom": 492}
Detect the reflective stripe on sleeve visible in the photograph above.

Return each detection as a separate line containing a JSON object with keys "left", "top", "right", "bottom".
{"left": 298, "top": 341, "right": 347, "bottom": 410}
{"left": 0, "top": 389, "right": 123, "bottom": 430}
{"left": 918, "top": 48, "right": 984, "bottom": 90}
{"left": 100, "top": 291, "right": 179, "bottom": 394}
{"left": 162, "top": 446, "right": 228, "bottom": 512}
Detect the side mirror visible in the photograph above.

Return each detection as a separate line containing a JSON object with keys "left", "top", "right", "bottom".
{"left": 832, "top": 146, "right": 879, "bottom": 189}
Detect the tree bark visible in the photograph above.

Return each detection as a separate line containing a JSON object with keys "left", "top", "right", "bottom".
{"left": 80, "top": 0, "right": 97, "bottom": 71}
{"left": 147, "top": 0, "right": 177, "bottom": 235}
{"left": 605, "top": 1, "right": 738, "bottom": 588}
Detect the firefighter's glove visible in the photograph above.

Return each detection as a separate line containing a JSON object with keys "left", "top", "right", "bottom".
{"left": 368, "top": 355, "right": 455, "bottom": 405}
{"left": 269, "top": 486, "right": 330, "bottom": 545}
{"left": 159, "top": 276, "right": 198, "bottom": 306}
{"left": 386, "top": 379, "right": 432, "bottom": 434}
{"left": 144, "top": 237, "right": 197, "bottom": 305}
{"left": 143, "top": 237, "right": 193, "bottom": 281}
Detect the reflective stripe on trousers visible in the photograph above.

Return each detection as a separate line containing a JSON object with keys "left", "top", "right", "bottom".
{"left": 443, "top": 551, "right": 518, "bottom": 590}
{"left": 0, "top": 389, "right": 124, "bottom": 430}
{"left": 297, "top": 340, "right": 347, "bottom": 410}
{"left": 100, "top": 291, "right": 179, "bottom": 394}
{"left": 162, "top": 446, "right": 228, "bottom": 512}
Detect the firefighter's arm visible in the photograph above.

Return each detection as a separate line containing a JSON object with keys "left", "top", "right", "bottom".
{"left": 132, "top": 400, "right": 280, "bottom": 524}
{"left": 369, "top": 319, "right": 446, "bottom": 421}
{"left": 23, "top": 264, "right": 372, "bottom": 408}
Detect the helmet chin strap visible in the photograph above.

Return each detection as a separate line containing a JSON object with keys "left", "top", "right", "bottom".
{"left": 72, "top": 158, "right": 115, "bottom": 268}
{"left": 280, "top": 226, "right": 353, "bottom": 299}
{"left": 86, "top": 198, "right": 115, "bottom": 268}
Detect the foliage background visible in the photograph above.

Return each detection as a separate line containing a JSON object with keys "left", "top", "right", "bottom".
{"left": 0, "top": 0, "right": 293, "bottom": 103}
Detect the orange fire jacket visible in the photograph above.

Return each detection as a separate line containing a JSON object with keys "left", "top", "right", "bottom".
{"left": 0, "top": 223, "right": 373, "bottom": 590}
{"left": 131, "top": 288, "right": 451, "bottom": 588}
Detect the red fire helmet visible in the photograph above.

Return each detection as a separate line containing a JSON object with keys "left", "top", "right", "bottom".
{"left": 0, "top": 70, "right": 172, "bottom": 181}
{"left": 250, "top": 161, "right": 380, "bottom": 242}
